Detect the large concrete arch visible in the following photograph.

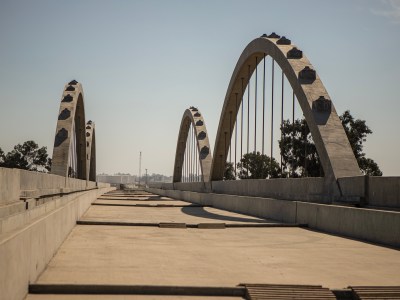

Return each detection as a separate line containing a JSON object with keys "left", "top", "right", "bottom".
{"left": 51, "top": 80, "right": 87, "bottom": 179}
{"left": 86, "top": 120, "right": 96, "bottom": 182}
{"left": 173, "top": 107, "right": 212, "bottom": 182}
{"left": 211, "top": 34, "right": 361, "bottom": 182}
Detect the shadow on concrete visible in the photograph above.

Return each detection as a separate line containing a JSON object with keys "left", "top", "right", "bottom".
{"left": 181, "top": 206, "right": 269, "bottom": 223}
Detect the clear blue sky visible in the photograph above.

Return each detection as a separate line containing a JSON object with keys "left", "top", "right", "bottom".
{"left": 0, "top": 0, "right": 399, "bottom": 176}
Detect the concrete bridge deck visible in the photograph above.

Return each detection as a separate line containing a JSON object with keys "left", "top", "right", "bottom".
{"left": 26, "top": 190, "right": 400, "bottom": 299}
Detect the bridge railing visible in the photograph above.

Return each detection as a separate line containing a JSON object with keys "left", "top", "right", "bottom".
{"left": 149, "top": 175, "right": 400, "bottom": 209}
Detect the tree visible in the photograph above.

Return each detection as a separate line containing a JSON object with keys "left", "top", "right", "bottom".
{"left": 279, "top": 119, "right": 323, "bottom": 177}
{"left": 339, "top": 110, "right": 382, "bottom": 176}
{"left": 237, "top": 152, "right": 281, "bottom": 179}
{"left": 0, "top": 147, "right": 5, "bottom": 165}
{"left": 2, "top": 141, "right": 51, "bottom": 172}
{"left": 279, "top": 110, "right": 382, "bottom": 176}
{"left": 223, "top": 162, "right": 236, "bottom": 180}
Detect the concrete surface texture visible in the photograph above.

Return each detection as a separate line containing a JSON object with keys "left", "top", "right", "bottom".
{"left": 94, "top": 199, "right": 193, "bottom": 206}
{"left": 26, "top": 190, "right": 399, "bottom": 300}
{"left": 80, "top": 204, "right": 276, "bottom": 225}
{"left": 34, "top": 225, "right": 400, "bottom": 289}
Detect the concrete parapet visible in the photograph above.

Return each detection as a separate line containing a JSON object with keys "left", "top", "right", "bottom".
{"left": 173, "top": 182, "right": 211, "bottom": 193}
{"left": 296, "top": 202, "right": 400, "bottom": 247}
{"left": 150, "top": 178, "right": 336, "bottom": 203}
{"left": 0, "top": 168, "right": 20, "bottom": 205}
{"left": 148, "top": 182, "right": 174, "bottom": 190}
{"left": 368, "top": 176, "right": 400, "bottom": 208}
{"left": 337, "top": 175, "right": 365, "bottom": 199}
{"left": 0, "top": 186, "right": 114, "bottom": 300}
{"left": 0, "top": 168, "right": 110, "bottom": 219}
{"left": 211, "top": 178, "right": 329, "bottom": 202}
{"left": 338, "top": 175, "right": 400, "bottom": 208}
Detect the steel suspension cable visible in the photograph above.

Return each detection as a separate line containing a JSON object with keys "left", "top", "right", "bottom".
{"left": 235, "top": 93, "right": 238, "bottom": 176}
{"left": 262, "top": 54, "right": 266, "bottom": 155}
{"left": 229, "top": 111, "right": 232, "bottom": 163}
{"left": 270, "top": 59, "right": 275, "bottom": 175}
{"left": 292, "top": 90, "right": 295, "bottom": 177}
{"left": 254, "top": 56, "right": 258, "bottom": 153}
{"left": 281, "top": 70, "right": 284, "bottom": 176}
{"left": 189, "top": 125, "right": 193, "bottom": 181}
{"left": 195, "top": 132, "right": 198, "bottom": 181}
{"left": 241, "top": 78, "right": 244, "bottom": 160}
{"left": 247, "top": 65, "right": 251, "bottom": 178}
{"left": 247, "top": 65, "right": 250, "bottom": 155}
{"left": 192, "top": 125, "right": 195, "bottom": 181}
{"left": 184, "top": 131, "right": 187, "bottom": 182}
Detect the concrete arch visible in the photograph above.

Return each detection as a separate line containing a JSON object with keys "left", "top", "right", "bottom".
{"left": 86, "top": 120, "right": 96, "bottom": 182}
{"left": 51, "top": 80, "right": 87, "bottom": 179}
{"left": 173, "top": 107, "right": 212, "bottom": 182}
{"left": 211, "top": 34, "right": 361, "bottom": 181}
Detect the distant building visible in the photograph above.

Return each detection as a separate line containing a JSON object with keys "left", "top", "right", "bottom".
{"left": 97, "top": 173, "right": 137, "bottom": 186}
{"left": 97, "top": 173, "right": 172, "bottom": 187}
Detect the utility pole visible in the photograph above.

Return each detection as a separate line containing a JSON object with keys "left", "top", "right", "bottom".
{"left": 145, "top": 168, "right": 148, "bottom": 187}
{"left": 138, "top": 151, "right": 142, "bottom": 187}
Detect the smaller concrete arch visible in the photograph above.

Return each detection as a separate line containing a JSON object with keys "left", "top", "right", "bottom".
{"left": 173, "top": 107, "right": 212, "bottom": 182}
{"left": 85, "top": 120, "right": 96, "bottom": 182}
{"left": 51, "top": 80, "right": 87, "bottom": 179}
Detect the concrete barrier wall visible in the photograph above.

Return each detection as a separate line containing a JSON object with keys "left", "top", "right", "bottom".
{"left": 338, "top": 175, "right": 400, "bottom": 208}
{"left": 0, "top": 186, "right": 114, "bottom": 300}
{"left": 159, "top": 175, "right": 400, "bottom": 209}
{"left": 0, "top": 168, "right": 20, "bottom": 205}
{"left": 0, "top": 167, "right": 109, "bottom": 207}
{"left": 368, "top": 177, "right": 400, "bottom": 208}
{"left": 173, "top": 182, "right": 211, "bottom": 193}
{"left": 149, "top": 182, "right": 174, "bottom": 190}
{"left": 211, "top": 178, "right": 328, "bottom": 202}
{"left": 147, "top": 187, "right": 400, "bottom": 248}
{"left": 337, "top": 175, "right": 365, "bottom": 198}
{"left": 296, "top": 202, "right": 400, "bottom": 247}
{"left": 149, "top": 178, "right": 329, "bottom": 202}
